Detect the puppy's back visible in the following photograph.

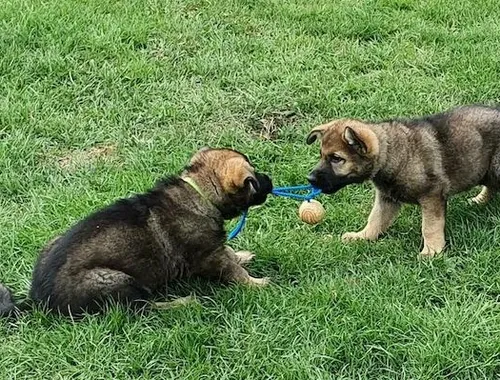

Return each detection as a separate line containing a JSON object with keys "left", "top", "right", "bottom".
{"left": 29, "top": 190, "right": 158, "bottom": 308}
{"left": 410, "top": 105, "right": 500, "bottom": 194}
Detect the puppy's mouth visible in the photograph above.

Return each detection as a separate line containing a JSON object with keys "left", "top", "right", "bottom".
{"left": 308, "top": 170, "right": 362, "bottom": 194}
{"left": 316, "top": 183, "right": 345, "bottom": 194}
{"left": 220, "top": 172, "right": 273, "bottom": 220}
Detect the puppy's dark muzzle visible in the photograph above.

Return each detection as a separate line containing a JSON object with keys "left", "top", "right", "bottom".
{"left": 307, "top": 171, "right": 320, "bottom": 188}
{"left": 307, "top": 169, "right": 346, "bottom": 194}
{"left": 307, "top": 170, "right": 335, "bottom": 193}
{"left": 249, "top": 173, "right": 273, "bottom": 206}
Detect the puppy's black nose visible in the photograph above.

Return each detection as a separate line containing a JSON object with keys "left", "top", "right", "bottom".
{"left": 256, "top": 173, "right": 273, "bottom": 194}
{"left": 307, "top": 172, "right": 318, "bottom": 186}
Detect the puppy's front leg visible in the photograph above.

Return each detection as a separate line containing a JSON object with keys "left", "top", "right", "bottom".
{"left": 342, "top": 189, "right": 400, "bottom": 242}
{"left": 195, "top": 247, "right": 269, "bottom": 286}
{"left": 224, "top": 246, "right": 255, "bottom": 265}
{"left": 419, "top": 195, "right": 446, "bottom": 259}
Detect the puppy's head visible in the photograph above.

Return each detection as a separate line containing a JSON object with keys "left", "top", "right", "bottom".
{"left": 184, "top": 148, "right": 273, "bottom": 219}
{"left": 305, "top": 119, "right": 380, "bottom": 194}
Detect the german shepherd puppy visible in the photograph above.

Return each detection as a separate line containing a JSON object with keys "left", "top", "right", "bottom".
{"left": 0, "top": 148, "right": 272, "bottom": 317}
{"left": 306, "top": 105, "right": 500, "bottom": 258}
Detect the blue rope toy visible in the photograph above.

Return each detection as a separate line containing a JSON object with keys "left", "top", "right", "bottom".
{"left": 227, "top": 184, "right": 322, "bottom": 240}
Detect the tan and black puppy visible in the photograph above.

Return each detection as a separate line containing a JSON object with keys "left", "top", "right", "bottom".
{"left": 0, "top": 148, "right": 272, "bottom": 317}
{"left": 306, "top": 105, "right": 500, "bottom": 258}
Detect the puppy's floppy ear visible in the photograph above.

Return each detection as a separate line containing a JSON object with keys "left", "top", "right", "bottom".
{"left": 306, "top": 124, "right": 329, "bottom": 144}
{"left": 222, "top": 157, "right": 257, "bottom": 194}
{"left": 343, "top": 126, "right": 367, "bottom": 155}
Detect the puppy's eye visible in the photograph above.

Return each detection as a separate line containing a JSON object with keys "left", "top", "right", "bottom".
{"left": 328, "top": 154, "right": 344, "bottom": 164}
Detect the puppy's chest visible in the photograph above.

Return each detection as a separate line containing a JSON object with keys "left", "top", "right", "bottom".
{"left": 148, "top": 212, "right": 223, "bottom": 266}
{"left": 373, "top": 177, "right": 420, "bottom": 204}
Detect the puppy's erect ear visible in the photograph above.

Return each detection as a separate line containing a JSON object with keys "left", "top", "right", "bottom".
{"left": 343, "top": 127, "right": 367, "bottom": 155}
{"left": 342, "top": 126, "right": 379, "bottom": 156}
{"left": 306, "top": 124, "right": 329, "bottom": 144}
{"left": 188, "top": 147, "right": 211, "bottom": 165}
{"left": 222, "top": 157, "right": 257, "bottom": 194}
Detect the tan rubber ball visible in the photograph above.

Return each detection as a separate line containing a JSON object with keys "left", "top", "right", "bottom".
{"left": 298, "top": 200, "right": 325, "bottom": 225}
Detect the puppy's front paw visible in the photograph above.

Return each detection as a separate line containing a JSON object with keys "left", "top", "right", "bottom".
{"left": 246, "top": 276, "right": 270, "bottom": 287}
{"left": 468, "top": 186, "right": 494, "bottom": 206}
{"left": 469, "top": 194, "right": 489, "bottom": 205}
{"left": 342, "top": 231, "right": 367, "bottom": 243}
{"left": 234, "top": 250, "right": 255, "bottom": 265}
{"left": 418, "top": 245, "right": 444, "bottom": 260}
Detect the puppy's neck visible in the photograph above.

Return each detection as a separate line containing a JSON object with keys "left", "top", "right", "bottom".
{"left": 371, "top": 122, "right": 410, "bottom": 180}
{"left": 182, "top": 176, "right": 210, "bottom": 201}
{"left": 364, "top": 124, "right": 388, "bottom": 179}
{"left": 181, "top": 173, "right": 214, "bottom": 200}
{"left": 180, "top": 171, "right": 225, "bottom": 209}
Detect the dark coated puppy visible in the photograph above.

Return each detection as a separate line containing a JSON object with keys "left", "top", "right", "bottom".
{"left": 0, "top": 148, "right": 272, "bottom": 317}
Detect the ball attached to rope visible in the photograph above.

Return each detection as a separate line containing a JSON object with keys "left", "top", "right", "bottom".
{"left": 298, "top": 199, "right": 325, "bottom": 225}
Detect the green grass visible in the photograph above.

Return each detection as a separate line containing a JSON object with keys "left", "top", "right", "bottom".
{"left": 1, "top": 0, "right": 500, "bottom": 378}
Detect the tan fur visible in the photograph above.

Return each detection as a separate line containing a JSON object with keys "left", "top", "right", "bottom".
{"left": 419, "top": 196, "right": 446, "bottom": 258}
{"left": 222, "top": 158, "right": 256, "bottom": 193}
{"left": 185, "top": 149, "right": 256, "bottom": 197}
{"left": 341, "top": 189, "right": 401, "bottom": 242}
{"left": 307, "top": 106, "right": 500, "bottom": 258}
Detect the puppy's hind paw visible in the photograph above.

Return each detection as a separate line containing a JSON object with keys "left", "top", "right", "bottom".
{"left": 469, "top": 195, "right": 488, "bottom": 205}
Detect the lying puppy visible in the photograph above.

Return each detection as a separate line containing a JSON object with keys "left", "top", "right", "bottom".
{"left": 0, "top": 148, "right": 272, "bottom": 316}
{"left": 306, "top": 105, "right": 500, "bottom": 258}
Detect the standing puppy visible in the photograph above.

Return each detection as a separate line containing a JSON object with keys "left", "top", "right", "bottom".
{"left": 306, "top": 105, "right": 500, "bottom": 258}
{"left": 0, "top": 148, "right": 272, "bottom": 317}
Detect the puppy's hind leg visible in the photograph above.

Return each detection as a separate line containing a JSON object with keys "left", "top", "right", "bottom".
{"left": 60, "top": 268, "right": 152, "bottom": 315}
{"left": 471, "top": 153, "right": 500, "bottom": 205}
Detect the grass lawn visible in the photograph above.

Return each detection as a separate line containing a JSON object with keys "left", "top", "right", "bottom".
{"left": 2, "top": 0, "right": 500, "bottom": 378}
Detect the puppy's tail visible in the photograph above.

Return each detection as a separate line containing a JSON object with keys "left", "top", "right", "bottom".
{"left": 0, "top": 283, "right": 31, "bottom": 318}
{"left": 0, "top": 283, "right": 16, "bottom": 317}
